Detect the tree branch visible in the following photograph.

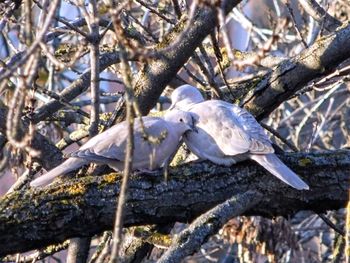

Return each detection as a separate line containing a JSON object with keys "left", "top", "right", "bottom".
{"left": 0, "top": 107, "right": 63, "bottom": 170}
{"left": 298, "top": 0, "right": 342, "bottom": 32}
{"left": 110, "top": 0, "right": 243, "bottom": 122}
{"left": 0, "top": 150, "right": 349, "bottom": 256}
{"left": 31, "top": 51, "right": 121, "bottom": 123}
{"left": 158, "top": 191, "right": 262, "bottom": 263}
{"left": 242, "top": 23, "right": 350, "bottom": 120}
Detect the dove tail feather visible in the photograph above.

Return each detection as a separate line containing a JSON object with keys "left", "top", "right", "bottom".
{"left": 250, "top": 154, "right": 309, "bottom": 190}
{"left": 30, "top": 158, "right": 87, "bottom": 187}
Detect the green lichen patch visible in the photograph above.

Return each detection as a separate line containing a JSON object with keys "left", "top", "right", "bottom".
{"left": 146, "top": 232, "right": 172, "bottom": 247}
{"left": 103, "top": 173, "right": 119, "bottom": 184}
{"left": 66, "top": 183, "right": 87, "bottom": 195}
{"left": 298, "top": 158, "right": 313, "bottom": 167}
{"left": 156, "top": 17, "right": 187, "bottom": 49}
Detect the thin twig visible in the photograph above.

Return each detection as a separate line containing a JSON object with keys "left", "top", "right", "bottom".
{"left": 110, "top": 3, "right": 136, "bottom": 260}
{"left": 88, "top": 0, "right": 100, "bottom": 137}
{"left": 317, "top": 213, "right": 345, "bottom": 237}
{"left": 260, "top": 122, "right": 299, "bottom": 152}
{"left": 284, "top": 0, "right": 308, "bottom": 48}
{"left": 346, "top": 192, "right": 350, "bottom": 262}
{"left": 135, "top": 0, "right": 175, "bottom": 25}
{"left": 89, "top": 232, "right": 112, "bottom": 263}
{"left": 298, "top": 0, "right": 341, "bottom": 32}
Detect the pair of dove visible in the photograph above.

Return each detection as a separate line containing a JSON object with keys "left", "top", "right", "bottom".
{"left": 31, "top": 85, "right": 309, "bottom": 190}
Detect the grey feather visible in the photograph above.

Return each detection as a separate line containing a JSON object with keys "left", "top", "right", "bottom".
{"left": 170, "top": 85, "right": 309, "bottom": 190}
{"left": 30, "top": 158, "right": 87, "bottom": 187}
{"left": 250, "top": 154, "right": 309, "bottom": 190}
{"left": 31, "top": 112, "right": 194, "bottom": 188}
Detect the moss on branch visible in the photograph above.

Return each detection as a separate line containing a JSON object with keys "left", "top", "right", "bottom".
{"left": 0, "top": 150, "right": 349, "bottom": 256}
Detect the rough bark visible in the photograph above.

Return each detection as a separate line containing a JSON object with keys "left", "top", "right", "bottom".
{"left": 158, "top": 191, "right": 262, "bottom": 263}
{"left": 133, "top": 1, "right": 242, "bottom": 116}
{"left": 242, "top": 22, "right": 350, "bottom": 120}
{"left": 0, "top": 150, "right": 349, "bottom": 256}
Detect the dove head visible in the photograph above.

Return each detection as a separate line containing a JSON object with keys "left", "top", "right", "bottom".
{"left": 169, "top": 85, "right": 204, "bottom": 110}
{"left": 164, "top": 109, "right": 196, "bottom": 135}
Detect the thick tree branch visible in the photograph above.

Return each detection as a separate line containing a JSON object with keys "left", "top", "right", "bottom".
{"left": 158, "top": 191, "right": 262, "bottom": 263}
{"left": 98, "top": 1, "right": 243, "bottom": 122}
{"left": 242, "top": 23, "right": 350, "bottom": 120}
{"left": 0, "top": 150, "right": 349, "bottom": 256}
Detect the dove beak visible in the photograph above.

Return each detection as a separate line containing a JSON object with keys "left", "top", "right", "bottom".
{"left": 190, "top": 116, "right": 198, "bottom": 133}
{"left": 190, "top": 125, "right": 198, "bottom": 133}
{"left": 168, "top": 103, "right": 175, "bottom": 110}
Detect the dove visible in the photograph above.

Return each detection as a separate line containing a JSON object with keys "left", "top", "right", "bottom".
{"left": 30, "top": 109, "right": 195, "bottom": 187}
{"left": 169, "top": 85, "right": 309, "bottom": 190}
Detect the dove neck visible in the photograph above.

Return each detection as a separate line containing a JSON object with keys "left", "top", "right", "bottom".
{"left": 177, "top": 123, "right": 192, "bottom": 135}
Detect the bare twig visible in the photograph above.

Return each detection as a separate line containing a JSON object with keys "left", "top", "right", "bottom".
{"left": 110, "top": 4, "right": 136, "bottom": 260}
{"left": 260, "top": 122, "right": 299, "bottom": 152}
{"left": 172, "top": 0, "right": 182, "bottom": 19}
{"left": 89, "top": 232, "right": 112, "bottom": 263}
{"left": 1, "top": 240, "right": 69, "bottom": 263}
{"left": 87, "top": 0, "right": 100, "bottom": 137}
{"left": 135, "top": 0, "right": 175, "bottom": 25}
{"left": 284, "top": 0, "right": 308, "bottom": 48}
{"left": 0, "top": 0, "right": 61, "bottom": 82}
{"left": 317, "top": 213, "right": 345, "bottom": 237}
{"left": 298, "top": 0, "right": 342, "bottom": 32}
{"left": 217, "top": 5, "right": 235, "bottom": 62}
{"left": 346, "top": 192, "right": 350, "bottom": 262}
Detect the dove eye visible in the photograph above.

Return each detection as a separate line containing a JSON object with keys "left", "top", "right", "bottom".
{"left": 179, "top": 118, "right": 184, "bottom": 122}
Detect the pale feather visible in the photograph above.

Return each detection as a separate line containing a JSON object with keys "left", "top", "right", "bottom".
{"left": 171, "top": 85, "right": 309, "bottom": 190}
{"left": 30, "top": 158, "right": 87, "bottom": 187}
{"left": 250, "top": 154, "right": 309, "bottom": 190}
{"left": 31, "top": 114, "right": 192, "bottom": 187}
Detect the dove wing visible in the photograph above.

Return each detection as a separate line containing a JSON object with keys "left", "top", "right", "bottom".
{"left": 190, "top": 100, "right": 273, "bottom": 156}
{"left": 70, "top": 117, "right": 171, "bottom": 167}
{"left": 189, "top": 101, "right": 251, "bottom": 156}
{"left": 229, "top": 102, "right": 274, "bottom": 154}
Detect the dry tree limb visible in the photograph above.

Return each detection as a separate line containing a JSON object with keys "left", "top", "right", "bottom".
{"left": 87, "top": 0, "right": 101, "bottom": 138}
{"left": 0, "top": 150, "right": 349, "bottom": 257}
{"left": 109, "top": 9, "right": 137, "bottom": 260}
{"left": 158, "top": 191, "right": 262, "bottom": 263}
{"left": 242, "top": 22, "right": 350, "bottom": 121}
{"left": 1, "top": 241, "right": 69, "bottom": 263}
